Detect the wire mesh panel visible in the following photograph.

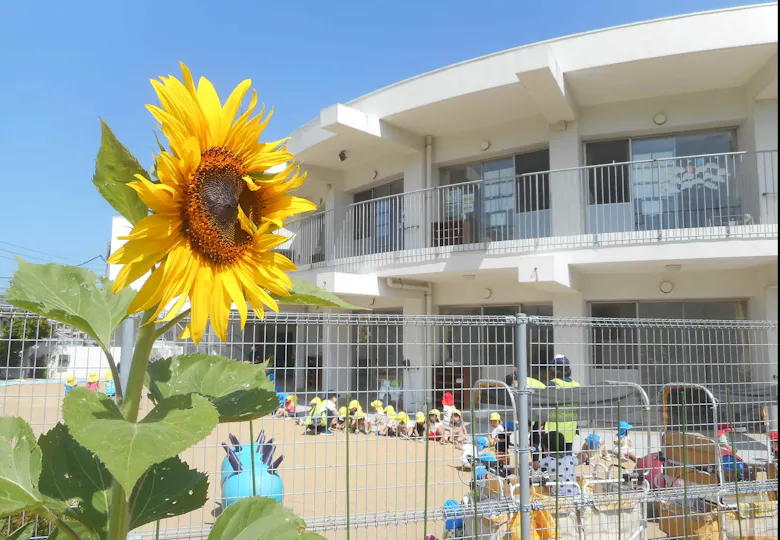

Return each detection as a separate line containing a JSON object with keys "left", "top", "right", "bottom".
{"left": 1, "top": 307, "right": 777, "bottom": 539}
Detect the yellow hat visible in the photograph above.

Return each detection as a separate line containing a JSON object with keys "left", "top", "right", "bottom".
{"left": 339, "top": 406, "right": 347, "bottom": 418}
{"left": 370, "top": 400, "right": 384, "bottom": 413}
{"left": 453, "top": 409, "right": 462, "bottom": 417}
{"left": 396, "top": 412, "right": 409, "bottom": 424}
{"left": 354, "top": 411, "right": 366, "bottom": 420}
{"left": 490, "top": 412, "right": 501, "bottom": 422}
{"left": 428, "top": 409, "right": 441, "bottom": 421}
{"left": 349, "top": 400, "right": 360, "bottom": 410}
{"left": 416, "top": 412, "right": 426, "bottom": 423}
{"left": 88, "top": 372, "right": 99, "bottom": 383}
{"left": 288, "top": 394, "right": 298, "bottom": 406}
{"left": 310, "top": 397, "right": 321, "bottom": 405}
{"left": 384, "top": 405, "right": 396, "bottom": 419}
{"left": 104, "top": 371, "right": 113, "bottom": 382}
{"left": 66, "top": 375, "right": 77, "bottom": 386}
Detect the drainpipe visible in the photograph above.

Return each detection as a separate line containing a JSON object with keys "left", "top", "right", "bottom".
{"left": 386, "top": 278, "right": 433, "bottom": 412}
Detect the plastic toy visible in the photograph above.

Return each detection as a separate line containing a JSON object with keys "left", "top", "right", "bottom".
{"left": 104, "top": 371, "right": 116, "bottom": 398}
{"left": 64, "top": 375, "right": 78, "bottom": 395}
{"left": 87, "top": 372, "right": 99, "bottom": 391}
{"left": 220, "top": 429, "right": 284, "bottom": 507}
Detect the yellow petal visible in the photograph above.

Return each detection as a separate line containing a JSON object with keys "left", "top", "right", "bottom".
{"left": 188, "top": 264, "right": 213, "bottom": 344}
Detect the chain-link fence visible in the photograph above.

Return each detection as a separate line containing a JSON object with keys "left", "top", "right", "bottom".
{"left": 1, "top": 305, "right": 777, "bottom": 539}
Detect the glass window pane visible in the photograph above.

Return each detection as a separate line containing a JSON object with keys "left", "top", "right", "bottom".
{"left": 586, "top": 140, "right": 631, "bottom": 204}
{"left": 675, "top": 131, "right": 734, "bottom": 158}
{"left": 590, "top": 302, "right": 637, "bottom": 368}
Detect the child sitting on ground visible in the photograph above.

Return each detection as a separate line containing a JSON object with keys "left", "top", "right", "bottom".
{"left": 488, "top": 412, "right": 505, "bottom": 446}
{"left": 384, "top": 411, "right": 409, "bottom": 437}
{"left": 611, "top": 421, "right": 636, "bottom": 463}
{"left": 368, "top": 400, "right": 388, "bottom": 435}
{"left": 349, "top": 400, "right": 368, "bottom": 435}
{"left": 538, "top": 431, "right": 580, "bottom": 496}
{"left": 335, "top": 406, "right": 347, "bottom": 431}
{"left": 444, "top": 409, "right": 468, "bottom": 445}
{"left": 409, "top": 412, "right": 426, "bottom": 439}
{"left": 428, "top": 409, "right": 445, "bottom": 441}
{"left": 276, "top": 395, "right": 297, "bottom": 418}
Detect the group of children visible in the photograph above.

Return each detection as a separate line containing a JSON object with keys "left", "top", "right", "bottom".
{"left": 63, "top": 371, "right": 116, "bottom": 398}
{"left": 290, "top": 391, "right": 474, "bottom": 443}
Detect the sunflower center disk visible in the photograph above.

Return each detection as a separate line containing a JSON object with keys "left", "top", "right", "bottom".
{"left": 185, "top": 147, "right": 255, "bottom": 264}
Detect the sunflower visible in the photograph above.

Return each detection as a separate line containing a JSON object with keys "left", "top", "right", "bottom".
{"left": 108, "top": 62, "right": 316, "bottom": 344}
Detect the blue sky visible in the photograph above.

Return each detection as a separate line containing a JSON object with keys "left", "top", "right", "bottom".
{"left": 0, "top": 0, "right": 761, "bottom": 288}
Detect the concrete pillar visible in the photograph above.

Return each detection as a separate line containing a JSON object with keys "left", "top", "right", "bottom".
{"left": 548, "top": 123, "right": 585, "bottom": 237}
{"left": 321, "top": 308, "right": 352, "bottom": 399}
{"left": 754, "top": 100, "right": 778, "bottom": 225}
{"left": 324, "top": 183, "right": 352, "bottom": 260}
{"left": 402, "top": 296, "right": 428, "bottom": 414}
{"left": 402, "top": 153, "right": 427, "bottom": 250}
{"left": 552, "top": 293, "right": 590, "bottom": 386}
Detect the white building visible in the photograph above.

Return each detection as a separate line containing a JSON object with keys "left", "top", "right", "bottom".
{"left": 109, "top": 4, "right": 778, "bottom": 413}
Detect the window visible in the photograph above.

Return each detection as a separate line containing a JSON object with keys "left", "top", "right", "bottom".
{"left": 590, "top": 302, "right": 638, "bottom": 368}
{"left": 515, "top": 150, "right": 551, "bottom": 212}
{"left": 585, "top": 139, "right": 631, "bottom": 205}
{"left": 352, "top": 179, "right": 403, "bottom": 240}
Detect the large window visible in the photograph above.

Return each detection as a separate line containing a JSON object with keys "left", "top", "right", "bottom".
{"left": 352, "top": 178, "right": 403, "bottom": 248}
{"left": 439, "top": 149, "right": 551, "bottom": 242}
{"left": 585, "top": 130, "right": 739, "bottom": 232}
{"left": 589, "top": 300, "right": 749, "bottom": 390}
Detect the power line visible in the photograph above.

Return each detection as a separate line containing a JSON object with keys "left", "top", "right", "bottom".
{"left": 0, "top": 240, "right": 82, "bottom": 263}
{"left": 0, "top": 248, "right": 104, "bottom": 269}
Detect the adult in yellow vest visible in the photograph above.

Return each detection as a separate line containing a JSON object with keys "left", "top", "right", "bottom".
{"left": 544, "top": 354, "right": 580, "bottom": 453}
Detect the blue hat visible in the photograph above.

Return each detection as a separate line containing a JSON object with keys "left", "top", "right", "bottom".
{"left": 479, "top": 451, "right": 497, "bottom": 464}
{"left": 585, "top": 434, "right": 601, "bottom": 448}
{"left": 475, "top": 436, "right": 488, "bottom": 451}
{"left": 618, "top": 421, "right": 633, "bottom": 437}
{"left": 551, "top": 354, "right": 570, "bottom": 366}
{"left": 505, "top": 420, "right": 515, "bottom": 431}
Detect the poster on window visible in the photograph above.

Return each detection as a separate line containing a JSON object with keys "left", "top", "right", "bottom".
{"left": 462, "top": 193, "right": 475, "bottom": 213}
{"left": 446, "top": 188, "right": 462, "bottom": 218}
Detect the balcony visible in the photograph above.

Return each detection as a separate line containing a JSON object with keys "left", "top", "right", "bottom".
{"left": 284, "top": 150, "right": 778, "bottom": 272}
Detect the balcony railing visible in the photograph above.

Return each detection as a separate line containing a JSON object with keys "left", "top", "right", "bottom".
{"left": 283, "top": 150, "right": 778, "bottom": 270}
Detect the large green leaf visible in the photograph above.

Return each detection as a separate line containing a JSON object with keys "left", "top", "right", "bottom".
{"left": 3, "top": 522, "right": 34, "bottom": 540}
{"left": 92, "top": 119, "right": 148, "bottom": 224}
{"left": 129, "top": 456, "right": 208, "bottom": 530}
{"left": 38, "top": 423, "right": 109, "bottom": 539}
{"left": 5, "top": 260, "right": 136, "bottom": 352}
{"left": 45, "top": 520, "right": 98, "bottom": 540}
{"left": 273, "top": 277, "right": 366, "bottom": 310}
{"left": 208, "top": 497, "right": 324, "bottom": 540}
{"left": 62, "top": 388, "right": 218, "bottom": 497}
{"left": 0, "top": 417, "right": 44, "bottom": 517}
{"left": 146, "top": 354, "right": 278, "bottom": 423}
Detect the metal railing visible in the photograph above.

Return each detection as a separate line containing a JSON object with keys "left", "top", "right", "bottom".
{"left": 286, "top": 150, "right": 777, "bottom": 271}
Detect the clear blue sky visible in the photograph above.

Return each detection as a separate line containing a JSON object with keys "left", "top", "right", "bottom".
{"left": 0, "top": 0, "right": 762, "bottom": 288}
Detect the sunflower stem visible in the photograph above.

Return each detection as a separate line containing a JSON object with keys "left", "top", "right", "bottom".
{"left": 109, "top": 308, "right": 158, "bottom": 540}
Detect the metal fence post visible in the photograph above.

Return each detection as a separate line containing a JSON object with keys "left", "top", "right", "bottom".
{"left": 119, "top": 315, "right": 135, "bottom": 396}
{"left": 514, "top": 313, "right": 532, "bottom": 540}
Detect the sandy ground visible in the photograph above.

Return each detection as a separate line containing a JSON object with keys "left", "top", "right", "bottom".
{"left": 0, "top": 381, "right": 754, "bottom": 539}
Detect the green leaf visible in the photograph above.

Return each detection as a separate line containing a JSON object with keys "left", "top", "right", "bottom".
{"left": 4, "top": 522, "right": 34, "bottom": 540}
{"left": 38, "top": 424, "right": 109, "bottom": 539}
{"left": 63, "top": 388, "right": 218, "bottom": 497}
{"left": 129, "top": 456, "right": 208, "bottom": 530}
{"left": 45, "top": 520, "right": 98, "bottom": 540}
{"left": 273, "top": 277, "right": 366, "bottom": 310}
{"left": 92, "top": 119, "right": 149, "bottom": 224}
{"left": 5, "top": 260, "right": 136, "bottom": 352}
{"left": 146, "top": 354, "right": 277, "bottom": 423}
{"left": 208, "top": 497, "right": 324, "bottom": 540}
{"left": 0, "top": 417, "right": 44, "bottom": 517}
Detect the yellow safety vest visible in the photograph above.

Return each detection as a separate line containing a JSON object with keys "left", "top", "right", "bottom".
{"left": 545, "top": 378, "right": 580, "bottom": 444}
{"left": 527, "top": 377, "right": 546, "bottom": 389}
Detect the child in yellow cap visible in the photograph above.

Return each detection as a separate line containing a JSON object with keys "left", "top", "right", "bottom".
{"left": 444, "top": 409, "right": 468, "bottom": 445}
{"left": 488, "top": 412, "right": 505, "bottom": 446}
{"left": 104, "top": 371, "right": 116, "bottom": 399}
{"left": 368, "top": 399, "right": 387, "bottom": 435}
{"left": 335, "top": 406, "right": 348, "bottom": 431}
{"left": 87, "top": 372, "right": 99, "bottom": 392}
{"left": 64, "top": 374, "right": 78, "bottom": 395}
{"left": 428, "top": 409, "right": 445, "bottom": 441}
{"left": 385, "top": 411, "right": 409, "bottom": 437}
{"left": 410, "top": 412, "right": 426, "bottom": 439}
{"left": 348, "top": 400, "right": 368, "bottom": 435}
